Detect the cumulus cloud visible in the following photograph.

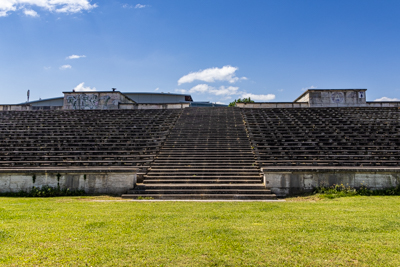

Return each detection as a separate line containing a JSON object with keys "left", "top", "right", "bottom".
{"left": 135, "top": 4, "right": 147, "bottom": 8}
{"left": 184, "top": 83, "right": 275, "bottom": 101}
{"left": 374, "top": 97, "right": 400, "bottom": 101}
{"left": 301, "top": 85, "right": 317, "bottom": 92}
{"left": 189, "top": 84, "right": 210, "bottom": 94}
{"left": 188, "top": 84, "right": 239, "bottom": 96}
{"left": 209, "top": 86, "right": 239, "bottom": 96}
{"left": 74, "top": 82, "right": 96, "bottom": 92}
{"left": 174, "top": 89, "right": 187, "bottom": 94}
{"left": 23, "top": 9, "right": 39, "bottom": 17}
{"left": 240, "top": 93, "right": 275, "bottom": 101}
{"left": 178, "top": 65, "right": 246, "bottom": 85}
{"left": 66, "top": 54, "right": 86, "bottom": 59}
{"left": 59, "top": 64, "right": 72, "bottom": 70}
{"left": 0, "top": 0, "right": 97, "bottom": 17}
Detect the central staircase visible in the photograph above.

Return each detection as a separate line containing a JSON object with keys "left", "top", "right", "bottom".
{"left": 122, "top": 107, "right": 276, "bottom": 200}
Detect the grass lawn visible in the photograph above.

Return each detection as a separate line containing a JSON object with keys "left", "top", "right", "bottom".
{"left": 1, "top": 196, "right": 400, "bottom": 266}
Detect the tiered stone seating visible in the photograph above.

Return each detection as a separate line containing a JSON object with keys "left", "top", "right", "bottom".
{"left": 122, "top": 107, "right": 276, "bottom": 199}
{"left": 0, "top": 110, "right": 181, "bottom": 169}
{"left": 242, "top": 107, "right": 400, "bottom": 167}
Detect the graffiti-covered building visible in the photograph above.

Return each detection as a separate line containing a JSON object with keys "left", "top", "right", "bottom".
{"left": 0, "top": 91, "right": 194, "bottom": 111}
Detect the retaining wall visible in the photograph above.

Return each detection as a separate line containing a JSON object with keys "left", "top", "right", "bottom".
{"left": 119, "top": 103, "right": 190, "bottom": 109}
{"left": 0, "top": 171, "right": 137, "bottom": 195}
{"left": 237, "top": 102, "right": 400, "bottom": 108}
{"left": 262, "top": 167, "right": 400, "bottom": 196}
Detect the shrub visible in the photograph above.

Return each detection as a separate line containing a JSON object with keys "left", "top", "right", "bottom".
{"left": 228, "top": 97, "right": 255, "bottom": 107}
{"left": 0, "top": 186, "right": 85, "bottom": 197}
{"left": 313, "top": 184, "right": 400, "bottom": 198}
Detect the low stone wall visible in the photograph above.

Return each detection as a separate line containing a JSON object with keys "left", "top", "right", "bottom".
{"left": 119, "top": 103, "right": 190, "bottom": 109}
{"left": 262, "top": 167, "right": 400, "bottom": 197}
{"left": 237, "top": 102, "right": 400, "bottom": 108}
{"left": 0, "top": 171, "right": 137, "bottom": 195}
{"left": 0, "top": 105, "right": 62, "bottom": 111}
{"left": 236, "top": 102, "right": 309, "bottom": 108}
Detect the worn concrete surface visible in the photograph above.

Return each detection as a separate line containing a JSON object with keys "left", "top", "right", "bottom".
{"left": 0, "top": 172, "right": 137, "bottom": 195}
{"left": 262, "top": 167, "right": 400, "bottom": 196}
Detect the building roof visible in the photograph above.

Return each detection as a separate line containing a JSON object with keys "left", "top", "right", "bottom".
{"left": 16, "top": 91, "right": 193, "bottom": 105}
{"left": 294, "top": 89, "right": 367, "bottom": 102}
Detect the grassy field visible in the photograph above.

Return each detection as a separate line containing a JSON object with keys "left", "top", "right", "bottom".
{"left": 1, "top": 196, "right": 400, "bottom": 266}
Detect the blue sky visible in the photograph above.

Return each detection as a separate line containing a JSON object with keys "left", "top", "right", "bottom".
{"left": 1, "top": 0, "right": 400, "bottom": 104}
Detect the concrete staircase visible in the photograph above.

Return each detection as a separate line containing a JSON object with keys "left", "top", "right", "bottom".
{"left": 122, "top": 107, "right": 276, "bottom": 200}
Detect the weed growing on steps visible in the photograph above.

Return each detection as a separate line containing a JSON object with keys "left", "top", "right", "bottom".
{"left": 0, "top": 186, "right": 85, "bottom": 197}
{"left": 137, "top": 196, "right": 154, "bottom": 200}
{"left": 314, "top": 184, "right": 400, "bottom": 199}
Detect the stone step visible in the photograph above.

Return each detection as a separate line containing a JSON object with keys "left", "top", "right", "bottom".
{"left": 134, "top": 183, "right": 267, "bottom": 190}
{"left": 146, "top": 168, "right": 260, "bottom": 171}
{"left": 155, "top": 156, "right": 256, "bottom": 158}
{"left": 127, "top": 189, "right": 272, "bottom": 194}
{"left": 148, "top": 168, "right": 260, "bottom": 172}
{"left": 145, "top": 173, "right": 261, "bottom": 177}
{"left": 144, "top": 179, "right": 262, "bottom": 184}
{"left": 144, "top": 178, "right": 262, "bottom": 182}
{"left": 138, "top": 107, "right": 266, "bottom": 199}
{"left": 121, "top": 194, "right": 277, "bottom": 200}
{"left": 151, "top": 159, "right": 257, "bottom": 162}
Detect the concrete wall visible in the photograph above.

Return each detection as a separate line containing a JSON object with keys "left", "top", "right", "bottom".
{"left": 296, "top": 93, "right": 309, "bottom": 103}
{"left": 124, "top": 93, "right": 190, "bottom": 104}
{"left": 0, "top": 105, "right": 63, "bottom": 111}
{"left": 30, "top": 97, "right": 64, "bottom": 107}
{"left": 63, "top": 91, "right": 135, "bottom": 110}
{"left": 237, "top": 101, "right": 400, "bottom": 109}
{"left": 0, "top": 172, "right": 136, "bottom": 195}
{"left": 119, "top": 103, "right": 190, "bottom": 109}
{"left": 293, "top": 89, "right": 367, "bottom": 107}
{"left": 237, "top": 103, "right": 310, "bottom": 108}
{"left": 262, "top": 167, "right": 400, "bottom": 196}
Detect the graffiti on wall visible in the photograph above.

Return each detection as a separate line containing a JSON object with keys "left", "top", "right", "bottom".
{"left": 66, "top": 94, "right": 99, "bottom": 110}
{"left": 331, "top": 92, "right": 344, "bottom": 104}
{"left": 65, "top": 93, "right": 123, "bottom": 110}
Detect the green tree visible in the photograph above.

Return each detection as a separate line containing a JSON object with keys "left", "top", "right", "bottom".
{"left": 228, "top": 97, "right": 255, "bottom": 107}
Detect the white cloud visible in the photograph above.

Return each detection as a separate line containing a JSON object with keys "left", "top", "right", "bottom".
{"left": 155, "top": 87, "right": 159, "bottom": 91}
{"left": 278, "top": 89, "right": 284, "bottom": 92}
{"left": 23, "top": 9, "right": 39, "bottom": 17}
{"left": 178, "top": 65, "right": 246, "bottom": 85}
{"left": 66, "top": 54, "right": 86, "bottom": 59}
{"left": 188, "top": 84, "right": 239, "bottom": 96}
{"left": 216, "top": 101, "right": 225, "bottom": 105}
{"left": 59, "top": 64, "right": 71, "bottom": 70}
{"left": 374, "top": 97, "right": 400, "bottom": 101}
{"left": 0, "top": 0, "right": 97, "bottom": 17}
{"left": 74, "top": 82, "right": 96, "bottom": 92}
{"left": 43, "top": 66, "right": 51, "bottom": 70}
{"left": 185, "top": 83, "right": 274, "bottom": 101}
{"left": 209, "top": 86, "right": 239, "bottom": 96}
{"left": 240, "top": 93, "right": 275, "bottom": 101}
{"left": 174, "top": 89, "right": 187, "bottom": 94}
{"left": 189, "top": 84, "right": 210, "bottom": 94}
{"left": 122, "top": 4, "right": 133, "bottom": 9}
{"left": 135, "top": 4, "right": 147, "bottom": 8}
{"left": 59, "top": 64, "right": 72, "bottom": 70}
{"left": 301, "top": 85, "right": 317, "bottom": 91}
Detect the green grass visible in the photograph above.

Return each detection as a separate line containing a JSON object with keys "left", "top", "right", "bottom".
{"left": 1, "top": 196, "right": 400, "bottom": 266}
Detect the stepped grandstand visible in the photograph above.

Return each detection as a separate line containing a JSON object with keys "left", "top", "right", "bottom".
{"left": 1, "top": 89, "right": 400, "bottom": 198}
